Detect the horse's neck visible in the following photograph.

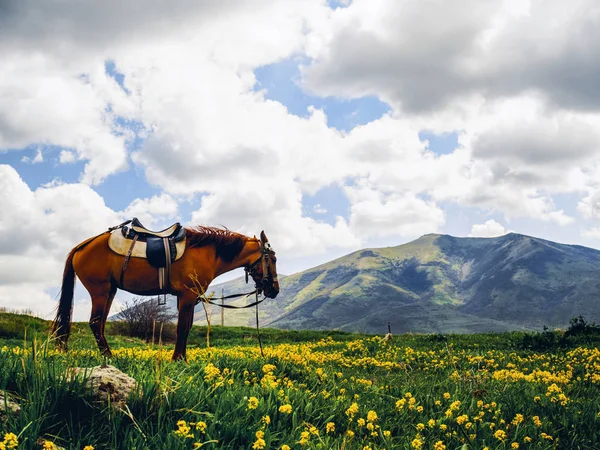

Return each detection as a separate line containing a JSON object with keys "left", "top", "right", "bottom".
{"left": 213, "top": 239, "right": 260, "bottom": 278}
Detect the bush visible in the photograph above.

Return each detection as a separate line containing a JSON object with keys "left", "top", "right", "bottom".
{"left": 111, "top": 297, "right": 177, "bottom": 343}
{"left": 515, "top": 316, "right": 600, "bottom": 351}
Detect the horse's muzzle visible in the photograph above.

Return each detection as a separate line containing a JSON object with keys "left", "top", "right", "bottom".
{"left": 266, "top": 280, "right": 279, "bottom": 299}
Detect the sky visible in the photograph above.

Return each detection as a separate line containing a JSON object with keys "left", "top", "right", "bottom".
{"left": 2, "top": 0, "right": 600, "bottom": 321}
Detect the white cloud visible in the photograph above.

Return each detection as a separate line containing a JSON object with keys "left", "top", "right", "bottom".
{"left": 469, "top": 219, "right": 509, "bottom": 238}
{"left": 345, "top": 183, "right": 445, "bottom": 238}
{"left": 190, "top": 177, "right": 360, "bottom": 257}
{"left": 21, "top": 148, "right": 44, "bottom": 164}
{"left": 120, "top": 194, "right": 179, "bottom": 228}
{"left": 0, "top": 165, "right": 120, "bottom": 313}
{"left": 313, "top": 204, "right": 327, "bottom": 214}
{"left": 302, "top": 0, "right": 600, "bottom": 114}
{"left": 59, "top": 150, "right": 77, "bottom": 164}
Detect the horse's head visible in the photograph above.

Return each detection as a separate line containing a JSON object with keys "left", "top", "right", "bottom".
{"left": 245, "top": 231, "right": 279, "bottom": 299}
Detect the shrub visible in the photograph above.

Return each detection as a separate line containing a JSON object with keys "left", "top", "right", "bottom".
{"left": 111, "top": 297, "right": 177, "bottom": 343}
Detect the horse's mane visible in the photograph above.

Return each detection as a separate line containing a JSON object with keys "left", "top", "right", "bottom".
{"left": 185, "top": 226, "right": 250, "bottom": 262}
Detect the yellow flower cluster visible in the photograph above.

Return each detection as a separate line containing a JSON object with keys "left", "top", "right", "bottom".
{"left": 252, "top": 430, "right": 266, "bottom": 449}
{"left": 248, "top": 396, "right": 259, "bottom": 410}
{"left": 279, "top": 404, "right": 292, "bottom": 414}
{"left": 0, "top": 433, "right": 18, "bottom": 449}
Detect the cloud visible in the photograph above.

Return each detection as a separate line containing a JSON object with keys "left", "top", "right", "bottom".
{"left": 120, "top": 194, "right": 179, "bottom": 228}
{"left": 302, "top": 0, "right": 600, "bottom": 114}
{"left": 469, "top": 219, "right": 509, "bottom": 238}
{"left": 59, "top": 150, "right": 77, "bottom": 164}
{"left": 313, "top": 204, "right": 327, "bottom": 214}
{"left": 190, "top": 177, "right": 360, "bottom": 256}
{"left": 0, "top": 165, "right": 120, "bottom": 311}
{"left": 345, "top": 183, "right": 445, "bottom": 238}
{"left": 21, "top": 147, "right": 43, "bottom": 164}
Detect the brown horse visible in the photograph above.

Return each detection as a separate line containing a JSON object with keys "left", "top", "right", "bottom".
{"left": 52, "top": 225, "right": 279, "bottom": 360}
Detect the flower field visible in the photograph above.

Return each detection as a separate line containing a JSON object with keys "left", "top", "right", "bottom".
{"left": 1, "top": 326, "right": 600, "bottom": 449}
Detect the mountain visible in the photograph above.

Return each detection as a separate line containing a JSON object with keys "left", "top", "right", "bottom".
{"left": 197, "top": 233, "right": 600, "bottom": 334}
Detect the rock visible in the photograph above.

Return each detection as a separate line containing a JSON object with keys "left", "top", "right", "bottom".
{"left": 68, "top": 365, "right": 138, "bottom": 409}
{"left": 0, "top": 392, "right": 21, "bottom": 418}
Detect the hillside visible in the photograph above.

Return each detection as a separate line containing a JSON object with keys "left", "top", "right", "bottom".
{"left": 193, "top": 233, "right": 600, "bottom": 334}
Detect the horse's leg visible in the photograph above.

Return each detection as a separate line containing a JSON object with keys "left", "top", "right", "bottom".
{"left": 88, "top": 282, "right": 117, "bottom": 357}
{"left": 100, "top": 283, "right": 118, "bottom": 353}
{"left": 172, "top": 293, "right": 196, "bottom": 361}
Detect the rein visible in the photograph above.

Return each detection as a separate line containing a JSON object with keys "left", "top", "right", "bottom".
{"left": 195, "top": 290, "right": 265, "bottom": 357}
{"left": 194, "top": 244, "right": 274, "bottom": 358}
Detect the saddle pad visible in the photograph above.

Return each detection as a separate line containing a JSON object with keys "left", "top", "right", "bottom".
{"left": 108, "top": 229, "right": 186, "bottom": 261}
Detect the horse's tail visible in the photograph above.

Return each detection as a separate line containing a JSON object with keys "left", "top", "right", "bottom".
{"left": 52, "top": 232, "right": 107, "bottom": 350}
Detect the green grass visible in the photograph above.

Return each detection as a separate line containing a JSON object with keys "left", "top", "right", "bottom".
{"left": 1, "top": 314, "right": 600, "bottom": 449}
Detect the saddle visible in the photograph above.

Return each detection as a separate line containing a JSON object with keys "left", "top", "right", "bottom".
{"left": 107, "top": 218, "right": 187, "bottom": 294}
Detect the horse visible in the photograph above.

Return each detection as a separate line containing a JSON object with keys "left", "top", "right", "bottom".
{"left": 51, "top": 224, "right": 279, "bottom": 360}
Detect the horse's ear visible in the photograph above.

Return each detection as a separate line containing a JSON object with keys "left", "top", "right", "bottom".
{"left": 260, "top": 230, "right": 268, "bottom": 243}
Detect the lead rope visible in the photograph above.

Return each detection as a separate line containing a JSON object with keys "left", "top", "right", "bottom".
{"left": 255, "top": 290, "right": 264, "bottom": 357}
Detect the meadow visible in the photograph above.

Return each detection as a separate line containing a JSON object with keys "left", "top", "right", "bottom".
{"left": 0, "top": 313, "right": 599, "bottom": 449}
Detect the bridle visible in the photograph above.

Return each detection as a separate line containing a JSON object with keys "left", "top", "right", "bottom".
{"left": 244, "top": 240, "right": 278, "bottom": 294}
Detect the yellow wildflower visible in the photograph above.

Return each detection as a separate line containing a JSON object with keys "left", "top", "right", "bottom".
{"left": 262, "top": 415, "right": 271, "bottom": 426}
{"left": 456, "top": 414, "right": 469, "bottom": 425}
{"left": 326, "top": 422, "right": 335, "bottom": 434}
{"left": 42, "top": 442, "right": 56, "bottom": 450}
{"left": 494, "top": 430, "right": 507, "bottom": 441}
{"left": 367, "top": 410, "right": 378, "bottom": 422}
{"left": 443, "top": 392, "right": 451, "bottom": 400}
{"left": 279, "top": 404, "right": 292, "bottom": 414}
{"left": 84, "top": 446, "right": 95, "bottom": 450}
{"left": 174, "top": 420, "right": 194, "bottom": 438}
{"left": 346, "top": 402, "right": 359, "bottom": 419}
{"left": 511, "top": 443, "right": 519, "bottom": 449}
{"left": 433, "top": 441, "right": 446, "bottom": 450}
{"left": 262, "top": 364, "right": 277, "bottom": 373}
{"left": 281, "top": 446, "right": 291, "bottom": 450}
{"left": 252, "top": 431, "right": 267, "bottom": 450}
{"left": 248, "top": 397, "right": 259, "bottom": 410}
{"left": 298, "top": 430, "right": 310, "bottom": 446}
{"left": 411, "top": 436, "right": 423, "bottom": 449}
{"left": 3, "top": 434, "right": 18, "bottom": 449}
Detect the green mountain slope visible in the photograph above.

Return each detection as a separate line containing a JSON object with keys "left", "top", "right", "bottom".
{"left": 206, "top": 233, "right": 600, "bottom": 334}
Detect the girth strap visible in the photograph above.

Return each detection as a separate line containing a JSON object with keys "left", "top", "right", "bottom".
{"left": 119, "top": 234, "right": 139, "bottom": 288}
